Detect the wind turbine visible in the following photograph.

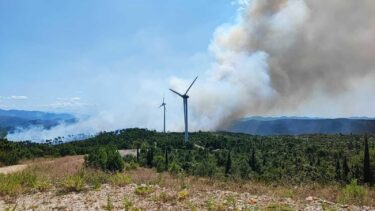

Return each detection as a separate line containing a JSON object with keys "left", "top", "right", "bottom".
{"left": 169, "top": 76, "right": 198, "bottom": 143}
{"left": 159, "top": 96, "right": 166, "bottom": 133}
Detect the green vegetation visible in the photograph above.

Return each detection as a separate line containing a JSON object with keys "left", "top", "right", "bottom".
{"left": 339, "top": 180, "right": 369, "bottom": 205}
{"left": 60, "top": 174, "right": 86, "bottom": 192}
{"left": 134, "top": 184, "right": 154, "bottom": 196}
{"left": 1, "top": 129, "right": 374, "bottom": 186}
{"left": 85, "top": 146, "right": 125, "bottom": 172}
{"left": 0, "top": 170, "right": 51, "bottom": 196}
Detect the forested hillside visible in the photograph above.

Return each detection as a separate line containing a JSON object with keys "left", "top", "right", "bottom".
{"left": 0, "top": 109, "right": 76, "bottom": 135}
{"left": 0, "top": 129, "right": 374, "bottom": 185}
{"left": 228, "top": 117, "right": 375, "bottom": 135}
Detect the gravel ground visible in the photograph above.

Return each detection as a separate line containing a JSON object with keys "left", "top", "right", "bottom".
{"left": 1, "top": 184, "right": 374, "bottom": 211}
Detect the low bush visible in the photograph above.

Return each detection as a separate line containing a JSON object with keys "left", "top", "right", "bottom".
{"left": 109, "top": 173, "right": 132, "bottom": 186}
{"left": 338, "top": 180, "right": 369, "bottom": 205}
{"left": 0, "top": 170, "right": 40, "bottom": 196}
{"left": 134, "top": 184, "right": 154, "bottom": 196}
{"left": 60, "top": 174, "right": 85, "bottom": 192}
{"left": 177, "top": 189, "right": 189, "bottom": 201}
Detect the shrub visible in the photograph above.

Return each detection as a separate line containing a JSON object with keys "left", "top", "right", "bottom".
{"left": 32, "top": 179, "right": 52, "bottom": 192}
{"left": 106, "top": 147, "right": 125, "bottom": 172}
{"left": 85, "top": 146, "right": 124, "bottom": 172}
{"left": 169, "top": 162, "right": 181, "bottom": 175}
{"left": 81, "top": 169, "right": 109, "bottom": 189}
{"left": 134, "top": 184, "right": 154, "bottom": 196}
{"left": 339, "top": 179, "right": 368, "bottom": 205}
{"left": 156, "top": 191, "right": 176, "bottom": 203}
{"left": 60, "top": 175, "right": 85, "bottom": 192}
{"left": 177, "top": 189, "right": 189, "bottom": 201}
{"left": 109, "top": 173, "right": 132, "bottom": 186}
{"left": 123, "top": 196, "right": 134, "bottom": 211}
{"left": 0, "top": 170, "right": 39, "bottom": 196}
{"left": 124, "top": 161, "right": 138, "bottom": 171}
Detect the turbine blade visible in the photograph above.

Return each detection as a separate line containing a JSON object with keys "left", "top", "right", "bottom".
{"left": 169, "top": 88, "right": 183, "bottom": 97}
{"left": 184, "top": 76, "right": 198, "bottom": 95}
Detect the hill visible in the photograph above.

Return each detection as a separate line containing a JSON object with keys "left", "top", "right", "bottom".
{"left": 227, "top": 117, "right": 375, "bottom": 135}
{"left": 0, "top": 109, "right": 76, "bottom": 138}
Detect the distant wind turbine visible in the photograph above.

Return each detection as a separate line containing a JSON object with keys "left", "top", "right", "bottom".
{"left": 159, "top": 96, "right": 166, "bottom": 133}
{"left": 169, "top": 76, "right": 198, "bottom": 143}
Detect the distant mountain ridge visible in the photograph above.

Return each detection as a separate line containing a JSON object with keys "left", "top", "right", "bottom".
{"left": 0, "top": 109, "right": 76, "bottom": 137}
{"left": 227, "top": 117, "right": 375, "bottom": 135}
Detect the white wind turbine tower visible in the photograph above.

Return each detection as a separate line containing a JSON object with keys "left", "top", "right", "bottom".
{"left": 169, "top": 76, "right": 198, "bottom": 143}
{"left": 159, "top": 96, "right": 166, "bottom": 133}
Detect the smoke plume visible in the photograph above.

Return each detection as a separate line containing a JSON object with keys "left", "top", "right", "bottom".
{"left": 186, "top": 0, "right": 375, "bottom": 129}
{"left": 6, "top": 0, "right": 375, "bottom": 141}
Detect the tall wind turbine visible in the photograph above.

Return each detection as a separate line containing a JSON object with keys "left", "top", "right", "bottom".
{"left": 159, "top": 96, "right": 166, "bottom": 133}
{"left": 169, "top": 76, "right": 198, "bottom": 143}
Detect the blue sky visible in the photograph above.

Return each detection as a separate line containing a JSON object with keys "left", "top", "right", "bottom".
{"left": 0, "top": 0, "right": 235, "bottom": 113}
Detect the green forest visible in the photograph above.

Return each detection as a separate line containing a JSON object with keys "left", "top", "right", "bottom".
{"left": 0, "top": 129, "right": 374, "bottom": 185}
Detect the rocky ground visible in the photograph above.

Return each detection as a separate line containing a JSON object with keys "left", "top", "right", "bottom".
{"left": 0, "top": 156, "right": 374, "bottom": 210}
{"left": 1, "top": 183, "right": 374, "bottom": 210}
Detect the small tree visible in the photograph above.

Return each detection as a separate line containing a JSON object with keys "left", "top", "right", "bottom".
{"left": 165, "top": 148, "right": 169, "bottom": 171}
{"left": 335, "top": 159, "right": 341, "bottom": 181}
{"left": 85, "top": 146, "right": 124, "bottom": 172}
{"left": 249, "top": 149, "right": 258, "bottom": 172}
{"left": 342, "top": 156, "right": 350, "bottom": 183}
{"left": 364, "top": 135, "right": 372, "bottom": 184}
{"left": 225, "top": 151, "right": 232, "bottom": 176}
{"left": 147, "top": 148, "right": 154, "bottom": 168}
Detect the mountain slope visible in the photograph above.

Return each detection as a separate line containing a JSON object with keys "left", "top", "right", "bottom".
{"left": 0, "top": 109, "right": 76, "bottom": 137}
{"left": 227, "top": 117, "right": 375, "bottom": 135}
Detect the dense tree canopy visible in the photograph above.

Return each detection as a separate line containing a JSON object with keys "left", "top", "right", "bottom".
{"left": 0, "top": 129, "right": 374, "bottom": 185}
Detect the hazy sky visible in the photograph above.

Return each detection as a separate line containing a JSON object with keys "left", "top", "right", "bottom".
{"left": 1, "top": 0, "right": 375, "bottom": 140}
{"left": 0, "top": 0, "right": 234, "bottom": 113}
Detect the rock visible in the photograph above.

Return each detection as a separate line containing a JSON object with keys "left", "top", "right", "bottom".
{"left": 305, "top": 196, "right": 314, "bottom": 201}
{"left": 247, "top": 198, "right": 257, "bottom": 205}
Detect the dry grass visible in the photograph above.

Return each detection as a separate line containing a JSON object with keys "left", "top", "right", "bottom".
{"left": 26, "top": 155, "right": 84, "bottom": 180}
{"left": 125, "top": 168, "right": 375, "bottom": 207}
{"left": 1, "top": 155, "right": 374, "bottom": 207}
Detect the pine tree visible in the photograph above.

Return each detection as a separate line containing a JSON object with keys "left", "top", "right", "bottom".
{"left": 147, "top": 148, "right": 154, "bottom": 167}
{"left": 342, "top": 156, "right": 350, "bottom": 182}
{"left": 335, "top": 159, "right": 341, "bottom": 181}
{"left": 249, "top": 149, "right": 258, "bottom": 172}
{"left": 364, "top": 134, "right": 372, "bottom": 184}
{"left": 225, "top": 151, "right": 232, "bottom": 176}
{"left": 136, "top": 147, "right": 139, "bottom": 163}
{"left": 165, "top": 148, "right": 169, "bottom": 170}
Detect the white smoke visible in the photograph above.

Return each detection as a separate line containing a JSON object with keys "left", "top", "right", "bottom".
{"left": 182, "top": 0, "right": 375, "bottom": 129}
{"left": 7, "top": 0, "right": 375, "bottom": 141}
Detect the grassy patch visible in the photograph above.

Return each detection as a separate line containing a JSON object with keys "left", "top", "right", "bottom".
{"left": 109, "top": 173, "right": 132, "bottom": 186}
{"left": 60, "top": 174, "right": 85, "bottom": 192}
{"left": 123, "top": 196, "right": 134, "bottom": 211}
{"left": 338, "top": 180, "right": 369, "bottom": 206}
{"left": 0, "top": 170, "right": 48, "bottom": 196}
{"left": 134, "top": 184, "right": 154, "bottom": 196}
{"left": 263, "top": 203, "right": 294, "bottom": 211}
{"left": 177, "top": 189, "right": 189, "bottom": 201}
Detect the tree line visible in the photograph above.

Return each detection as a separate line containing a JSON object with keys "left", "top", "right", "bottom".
{"left": 0, "top": 129, "right": 374, "bottom": 185}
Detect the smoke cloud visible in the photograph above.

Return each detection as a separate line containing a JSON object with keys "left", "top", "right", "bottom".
{"left": 6, "top": 0, "right": 375, "bottom": 141}
{"left": 185, "top": 0, "right": 375, "bottom": 129}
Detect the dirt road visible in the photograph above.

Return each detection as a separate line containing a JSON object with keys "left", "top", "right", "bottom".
{"left": 0, "top": 164, "right": 28, "bottom": 175}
